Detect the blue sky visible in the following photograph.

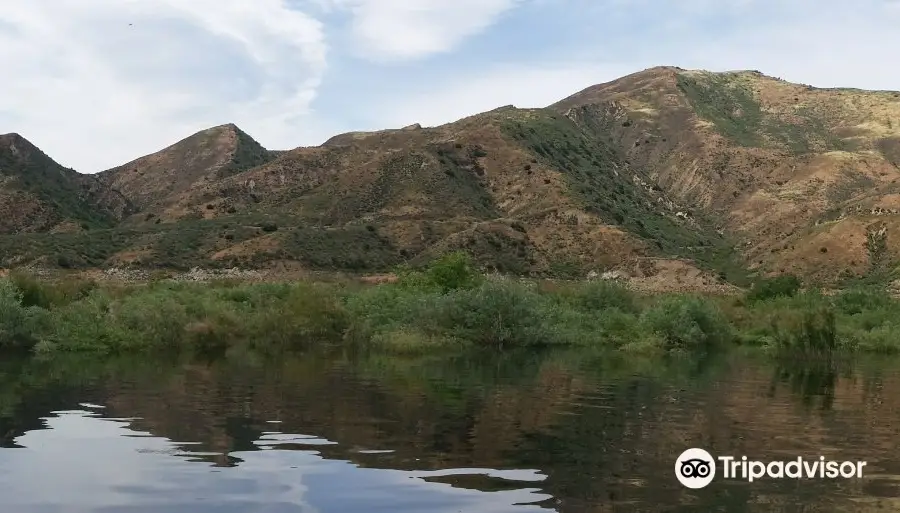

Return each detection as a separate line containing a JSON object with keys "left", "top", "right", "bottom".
{"left": 1, "top": 0, "right": 898, "bottom": 172}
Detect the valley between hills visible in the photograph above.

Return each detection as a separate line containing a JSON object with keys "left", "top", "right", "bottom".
{"left": 3, "top": 65, "right": 900, "bottom": 290}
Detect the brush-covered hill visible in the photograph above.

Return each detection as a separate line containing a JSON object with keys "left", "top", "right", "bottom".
{"left": 86, "top": 106, "right": 720, "bottom": 278}
{"left": 552, "top": 66, "right": 900, "bottom": 282}
{"left": 2, "top": 66, "right": 900, "bottom": 285}
{"left": 0, "top": 133, "right": 133, "bottom": 236}
{"left": 96, "top": 123, "right": 276, "bottom": 216}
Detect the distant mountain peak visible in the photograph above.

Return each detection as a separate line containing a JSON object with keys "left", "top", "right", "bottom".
{"left": 0, "top": 132, "right": 36, "bottom": 151}
{"left": 95, "top": 123, "right": 274, "bottom": 212}
{"left": 0, "top": 133, "right": 55, "bottom": 167}
{"left": 205, "top": 122, "right": 241, "bottom": 133}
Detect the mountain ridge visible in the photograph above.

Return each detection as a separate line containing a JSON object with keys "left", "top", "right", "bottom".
{"left": 2, "top": 66, "right": 900, "bottom": 285}
{"left": 0, "top": 132, "right": 133, "bottom": 236}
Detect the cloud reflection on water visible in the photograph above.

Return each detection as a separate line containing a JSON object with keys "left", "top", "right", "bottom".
{"left": 0, "top": 409, "right": 552, "bottom": 513}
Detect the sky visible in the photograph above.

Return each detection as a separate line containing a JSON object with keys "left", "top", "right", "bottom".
{"left": 0, "top": 0, "right": 899, "bottom": 172}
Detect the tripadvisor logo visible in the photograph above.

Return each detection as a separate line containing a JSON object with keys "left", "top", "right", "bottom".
{"left": 675, "top": 448, "right": 867, "bottom": 489}
{"left": 676, "top": 448, "right": 716, "bottom": 489}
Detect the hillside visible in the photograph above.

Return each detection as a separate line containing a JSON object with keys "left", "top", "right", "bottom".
{"left": 2, "top": 66, "right": 900, "bottom": 285}
{"left": 96, "top": 123, "right": 276, "bottom": 218}
{"left": 552, "top": 66, "right": 900, "bottom": 283}
{"left": 0, "top": 133, "right": 132, "bottom": 236}
{"left": 81, "top": 106, "right": 717, "bottom": 278}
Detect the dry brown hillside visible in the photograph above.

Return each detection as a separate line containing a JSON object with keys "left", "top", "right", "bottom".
{"left": 0, "top": 133, "right": 132, "bottom": 236}
{"left": 552, "top": 66, "right": 900, "bottom": 283}
{"left": 110, "top": 105, "right": 712, "bottom": 277}
{"left": 96, "top": 123, "right": 275, "bottom": 216}
{"left": 2, "top": 66, "right": 900, "bottom": 285}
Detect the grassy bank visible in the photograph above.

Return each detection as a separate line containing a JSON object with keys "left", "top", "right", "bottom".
{"left": 1, "top": 252, "right": 899, "bottom": 356}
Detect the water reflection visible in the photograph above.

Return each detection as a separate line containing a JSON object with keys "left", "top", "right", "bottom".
{"left": 767, "top": 356, "right": 851, "bottom": 411}
{"left": 2, "top": 408, "right": 550, "bottom": 513}
{"left": 0, "top": 349, "right": 899, "bottom": 511}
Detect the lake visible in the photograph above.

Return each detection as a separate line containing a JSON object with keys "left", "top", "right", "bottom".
{"left": 1, "top": 348, "right": 899, "bottom": 512}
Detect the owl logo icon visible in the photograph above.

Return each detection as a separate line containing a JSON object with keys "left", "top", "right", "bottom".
{"left": 675, "top": 448, "right": 716, "bottom": 488}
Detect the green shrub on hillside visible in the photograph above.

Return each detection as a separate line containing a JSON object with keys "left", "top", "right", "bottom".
{"left": 501, "top": 111, "right": 747, "bottom": 284}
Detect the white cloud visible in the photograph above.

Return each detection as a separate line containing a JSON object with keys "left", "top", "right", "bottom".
{"left": 321, "top": 0, "right": 525, "bottom": 61}
{"left": 0, "top": 0, "right": 328, "bottom": 172}
{"left": 2, "top": 0, "right": 898, "bottom": 173}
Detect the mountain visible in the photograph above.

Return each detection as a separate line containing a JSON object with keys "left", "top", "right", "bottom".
{"left": 0, "top": 133, "right": 132, "bottom": 235}
{"left": 551, "top": 66, "right": 900, "bottom": 282}
{"left": 1, "top": 66, "right": 899, "bottom": 285}
{"left": 96, "top": 123, "right": 276, "bottom": 217}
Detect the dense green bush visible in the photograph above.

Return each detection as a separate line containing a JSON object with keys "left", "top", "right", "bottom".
{"left": 396, "top": 250, "right": 483, "bottom": 293}
{"left": 737, "top": 288, "right": 900, "bottom": 354}
{"left": 640, "top": 295, "right": 733, "bottom": 351}
{"left": 833, "top": 287, "right": 893, "bottom": 315}
{"left": 746, "top": 274, "right": 802, "bottom": 302}
{"left": 9, "top": 271, "right": 97, "bottom": 308}
{"left": 569, "top": 280, "right": 639, "bottom": 314}
{"left": 6, "top": 265, "right": 900, "bottom": 357}
{"left": 343, "top": 282, "right": 443, "bottom": 342}
{"left": 426, "top": 251, "right": 483, "bottom": 292}
{"left": 347, "top": 276, "right": 653, "bottom": 351}
{"left": 245, "top": 282, "right": 349, "bottom": 351}
{"left": 769, "top": 304, "right": 837, "bottom": 354}
{"left": 1, "top": 277, "right": 348, "bottom": 355}
{"left": 431, "top": 280, "right": 557, "bottom": 348}
{"left": 0, "top": 279, "right": 33, "bottom": 348}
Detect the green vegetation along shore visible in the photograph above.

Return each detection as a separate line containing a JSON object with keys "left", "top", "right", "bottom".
{"left": 1, "top": 252, "right": 899, "bottom": 357}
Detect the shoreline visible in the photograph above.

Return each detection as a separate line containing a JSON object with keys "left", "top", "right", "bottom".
{"left": 1, "top": 253, "right": 899, "bottom": 358}
{"left": 1, "top": 264, "right": 746, "bottom": 297}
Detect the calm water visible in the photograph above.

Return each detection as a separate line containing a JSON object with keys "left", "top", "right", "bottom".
{"left": 2, "top": 348, "right": 900, "bottom": 512}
